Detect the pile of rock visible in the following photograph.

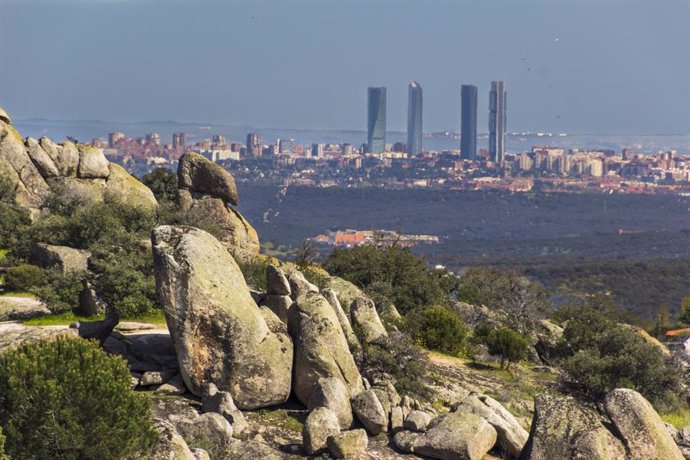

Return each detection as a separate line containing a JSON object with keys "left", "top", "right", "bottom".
{"left": 521, "top": 389, "right": 685, "bottom": 460}
{"left": 0, "top": 112, "right": 157, "bottom": 216}
{"left": 176, "top": 153, "right": 259, "bottom": 253}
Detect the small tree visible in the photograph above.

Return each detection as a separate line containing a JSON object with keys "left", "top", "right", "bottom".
{"left": 0, "top": 336, "right": 156, "bottom": 458}
{"left": 483, "top": 327, "right": 528, "bottom": 370}
{"left": 407, "top": 305, "right": 468, "bottom": 356}
{"left": 677, "top": 297, "right": 690, "bottom": 326}
{"left": 142, "top": 167, "right": 178, "bottom": 203}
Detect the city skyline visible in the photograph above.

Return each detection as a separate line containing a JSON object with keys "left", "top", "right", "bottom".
{"left": 407, "top": 81, "right": 423, "bottom": 156}
{"left": 1, "top": 0, "right": 689, "bottom": 134}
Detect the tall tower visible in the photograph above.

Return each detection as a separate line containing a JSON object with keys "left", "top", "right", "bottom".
{"left": 489, "top": 81, "right": 507, "bottom": 164}
{"left": 407, "top": 81, "right": 423, "bottom": 155}
{"left": 367, "top": 87, "right": 387, "bottom": 153}
{"left": 461, "top": 85, "right": 478, "bottom": 160}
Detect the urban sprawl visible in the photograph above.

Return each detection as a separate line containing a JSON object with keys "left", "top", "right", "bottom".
{"left": 92, "top": 81, "right": 690, "bottom": 195}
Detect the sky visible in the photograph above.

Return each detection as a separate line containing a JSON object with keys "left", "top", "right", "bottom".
{"left": 1, "top": 0, "right": 689, "bottom": 134}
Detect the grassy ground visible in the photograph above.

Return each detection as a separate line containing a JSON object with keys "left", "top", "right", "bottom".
{"left": 661, "top": 407, "right": 690, "bottom": 429}
{"left": 23, "top": 309, "right": 167, "bottom": 327}
{"left": 0, "top": 291, "right": 36, "bottom": 298}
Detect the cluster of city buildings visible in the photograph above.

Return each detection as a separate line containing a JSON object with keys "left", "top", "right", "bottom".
{"left": 309, "top": 229, "right": 439, "bottom": 248}
{"left": 93, "top": 82, "right": 690, "bottom": 195}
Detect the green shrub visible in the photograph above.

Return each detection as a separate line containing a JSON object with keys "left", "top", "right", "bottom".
{"left": 482, "top": 327, "right": 528, "bottom": 370}
{"left": 235, "top": 256, "right": 270, "bottom": 291}
{"left": 325, "top": 245, "right": 447, "bottom": 314}
{"left": 30, "top": 270, "right": 84, "bottom": 314}
{"left": 360, "top": 331, "right": 432, "bottom": 400}
{"left": 456, "top": 268, "right": 551, "bottom": 335}
{"left": 0, "top": 336, "right": 156, "bottom": 459}
{"left": 142, "top": 168, "right": 178, "bottom": 203}
{"left": 407, "top": 306, "right": 467, "bottom": 356}
{"left": 562, "top": 313, "right": 682, "bottom": 410}
{"left": 4, "top": 263, "right": 45, "bottom": 292}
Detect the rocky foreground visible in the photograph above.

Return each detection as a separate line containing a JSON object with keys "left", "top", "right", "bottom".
{"left": 1, "top": 108, "right": 689, "bottom": 459}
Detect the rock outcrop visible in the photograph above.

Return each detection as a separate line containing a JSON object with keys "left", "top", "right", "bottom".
{"left": 605, "top": 388, "right": 684, "bottom": 460}
{"left": 0, "top": 113, "right": 156, "bottom": 214}
{"left": 30, "top": 243, "right": 90, "bottom": 274}
{"left": 352, "top": 389, "right": 388, "bottom": 435}
{"left": 453, "top": 393, "right": 528, "bottom": 458}
{"left": 176, "top": 153, "right": 258, "bottom": 253}
{"left": 287, "top": 291, "right": 363, "bottom": 405}
{"left": 327, "top": 429, "right": 368, "bottom": 459}
{"left": 307, "top": 377, "right": 353, "bottom": 430}
{"left": 394, "top": 411, "right": 497, "bottom": 460}
{"left": 321, "top": 288, "right": 361, "bottom": 353}
{"left": 350, "top": 297, "right": 388, "bottom": 344}
{"left": 302, "top": 407, "right": 340, "bottom": 455}
{"left": 521, "top": 393, "right": 626, "bottom": 460}
{"left": 152, "top": 225, "right": 292, "bottom": 409}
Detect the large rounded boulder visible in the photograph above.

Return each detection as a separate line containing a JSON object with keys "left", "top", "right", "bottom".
{"left": 152, "top": 225, "right": 293, "bottom": 409}
{"left": 287, "top": 291, "right": 364, "bottom": 405}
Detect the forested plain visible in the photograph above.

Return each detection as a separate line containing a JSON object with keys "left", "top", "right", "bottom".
{"left": 237, "top": 183, "right": 690, "bottom": 319}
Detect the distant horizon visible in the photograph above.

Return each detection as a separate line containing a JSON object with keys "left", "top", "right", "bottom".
{"left": 12, "top": 116, "right": 690, "bottom": 138}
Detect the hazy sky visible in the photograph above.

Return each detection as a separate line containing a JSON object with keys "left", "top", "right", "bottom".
{"left": 1, "top": 0, "right": 689, "bottom": 134}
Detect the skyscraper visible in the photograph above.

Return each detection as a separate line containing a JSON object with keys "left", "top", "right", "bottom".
{"left": 407, "top": 81, "right": 423, "bottom": 155}
{"left": 367, "top": 87, "right": 386, "bottom": 153}
{"left": 489, "top": 81, "right": 507, "bottom": 164}
{"left": 460, "top": 85, "right": 478, "bottom": 160}
{"left": 246, "top": 133, "right": 263, "bottom": 157}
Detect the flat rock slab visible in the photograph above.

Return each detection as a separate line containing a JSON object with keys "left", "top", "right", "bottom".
{"left": 0, "top": 321, "right": 76, "bottom": 350}
{"left": 0, "top": 296, "right": 50, "bottom": 321}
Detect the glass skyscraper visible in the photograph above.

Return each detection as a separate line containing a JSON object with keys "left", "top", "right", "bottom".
{"left": 489, "top": 80, "right": 507, "bottom": 164}
{"left": 407, "top": 81, "right": 423, "bottom": 155}
{"left": 461, "top": 84, "right": 477, "bottom": 160}
{"left": 367, "top": 87, "right": 386, "bottom": 153}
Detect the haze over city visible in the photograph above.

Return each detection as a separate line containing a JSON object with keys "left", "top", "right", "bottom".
{"left": 1, "top": 0, "right": 689, "bottom": 134}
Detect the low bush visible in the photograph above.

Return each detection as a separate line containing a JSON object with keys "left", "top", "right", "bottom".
{"left": 359, "top": 331, "right": 432, "bottom": 400}
{"left": 4, "top": 263, "right": 45, "bottom": 292}
{"left": 0, "top": 336, "right": 156, "bottom": 459}
{"left": 407, "top": 305, "right": 468, "bottom": 356}
{"left": 481, "top": 327, "right": 528, "bottom": 370}
{"left": 30, "top": 269, "right": 84, "bottom": 314}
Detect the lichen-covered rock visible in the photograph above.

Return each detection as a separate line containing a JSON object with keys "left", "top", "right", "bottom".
{"left": 77, "top": 145, "right": 110, "bottom": 179}
{"left": 174, "top": 413, "right": 234, "bottom": 452}
{"left": 605, "top": 388, "right": 684, "bottom": 460}
{"left": 152, "top": 418, "right": 196, "bottom": 460}
{"left": 25, "top": 137, "right": 59, "bottom": 177}
{"left": 352, "top": 389, "right": 387, "bottom": 435}
{"left": 321, "top": 288, "right": 361, "bottom": 353}
{"left": 328, "top": 276, "right": 367, "bottom": 315}
{"left": 178, "top": 152, "right": 239, "bottom": 205}
{"left": 307, "top": 377, "right": 353, "bottom": 430}
{"left": 0, "top": 120, "right": 50, "bottom": 209}
{"left": 453, "top": 393, "right": 528, "bottom": 458}
{"left": 30, "top": 243, "right": 90, "bottom": 274}
{"left": 391, "top": 406, "right": 404, "bottom": 430}
{"left": 302, "top": 407, "right": 340, "bottom": 455}
{"left": 224, "top": 439, "right": 282, "bottom": 459}
{"left": 394, "top": 411, "right": 497, "bottom": 460}
{"left": 0, "top": 107, "right": 10, "bottom": 125}
{"left": 521, "top": 393, "right": 626, "bottom": 460}
{"left": 152, "top": 225, "right": 293, "bottom": 409}
{"left": 179, "top": 193, "right": 259, "bottom": 253}
{"left": 259, "top": 294, "right": 292, "bottom": 326}
{"left": 104, "top": 163, "right": 158, "bottom": 211}
{"left": 327, "top": 429, "right": 368, "bottom": 459}
{"left": 404, "top": 410, "right": 432, "bottom": 432}
{"left": 53, "top": 140, "right": 79, "bottom": 177}
{"left": 287, "top": 270, "right": 319, "bottom": 300}
{"left": 287, "top": 291, "right": 363, "bottom": 405}
{"left": 266, "top": 264, "right": 291, "bottom": 295}
{"left": 350, "top": 297, "right": 388, "bottom": 344}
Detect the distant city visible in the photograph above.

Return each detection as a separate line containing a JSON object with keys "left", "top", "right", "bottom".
{"left": 42, "top": 81, "right": 690, "bottom": 196}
